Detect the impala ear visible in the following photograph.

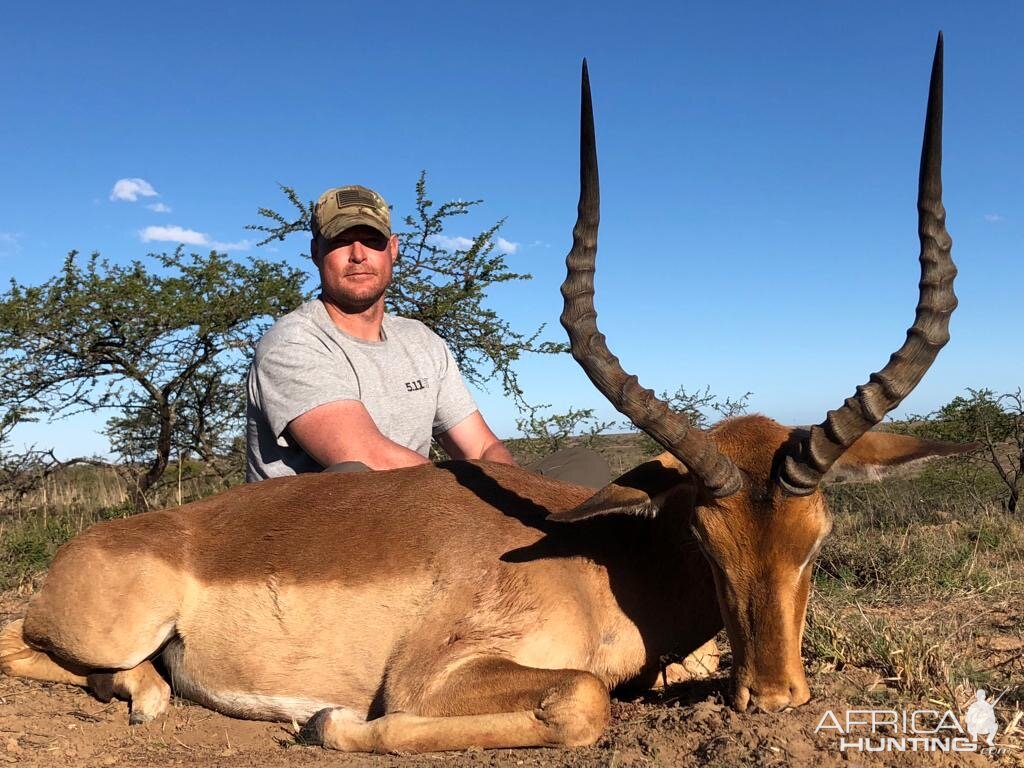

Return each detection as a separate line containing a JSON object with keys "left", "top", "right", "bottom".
{"left": 548, "top": 453, "right": 694, "bottom": 522}
{"left": 823, "top": 430, "right": 979, "bottom": 484}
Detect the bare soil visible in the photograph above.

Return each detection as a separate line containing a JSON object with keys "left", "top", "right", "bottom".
{"left": 3, "top": 583, "right": 1021, "bottom": 768}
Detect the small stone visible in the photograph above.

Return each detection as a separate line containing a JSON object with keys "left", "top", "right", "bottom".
{"left": 4, "top": 739, "right": 20, "bottom": 755}
{"left": 100, "top": 755, "right": 118, "bottom": 766}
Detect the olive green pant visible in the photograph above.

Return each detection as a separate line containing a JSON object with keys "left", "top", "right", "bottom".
{"left": 325, "top": 446, "right": 611, "bottom": 490}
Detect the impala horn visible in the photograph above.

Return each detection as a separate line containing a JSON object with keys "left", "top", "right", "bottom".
{"left": 560, "top": 60, "right": 743, "bottom": 499}
{"left": 778, "top": 32, "right": 956, "bottom": 496}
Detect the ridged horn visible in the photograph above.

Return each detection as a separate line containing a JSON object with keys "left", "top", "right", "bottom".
{"left": 778, "top": 32, "right": 956, "bottom": 496}
{"left": 560, "top": 60, "right": 743, "bottom": 499}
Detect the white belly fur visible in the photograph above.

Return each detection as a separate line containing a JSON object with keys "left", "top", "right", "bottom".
{"left": 161, "top": 637, "right": 362, "bottom": 723}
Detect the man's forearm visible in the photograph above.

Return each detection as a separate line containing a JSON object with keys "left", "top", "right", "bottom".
{"left": 435, "top": 412, "right": 517, "bottom": 465}
{"left": 358, "top": 439, "right": 432, "bottom": 470}
{"left": 480, "top": 440, "right": 517, "bottom": 466}
{"left": 288, "top": 400, "right": 431, "bottom": 471}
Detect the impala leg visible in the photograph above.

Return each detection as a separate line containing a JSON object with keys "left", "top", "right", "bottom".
{"left": 653, "top": 638, "right": 721, "bottom": 689}
{"left": 300, "top": 657, "right": 610, "bottom": 753}
{"left": 0, "top": 619, "right": 88, "bottom": 686}
{"left": 2, "top": 618, "right": 171, "bottom": 723}
{"left": 88, "top": 661, "right": 171, "bottom": 724}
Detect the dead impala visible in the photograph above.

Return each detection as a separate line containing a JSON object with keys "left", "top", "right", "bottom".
{"left": 1, "top": 35, "right": 968, "bottom": 753}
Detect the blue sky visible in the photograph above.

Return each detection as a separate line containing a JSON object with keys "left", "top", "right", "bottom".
{"left": 2, "top": 1, "right": 1021, "bottom": 457}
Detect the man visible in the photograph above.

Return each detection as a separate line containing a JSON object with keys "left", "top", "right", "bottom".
{"left": 246, "top": 184, "right": 607, "bottom": 486}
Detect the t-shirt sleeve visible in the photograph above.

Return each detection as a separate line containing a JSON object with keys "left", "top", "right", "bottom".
{"left": 250, "top": 326, "right": 360, "bottom": 443}
{"left": 431, "top": 338, "right": 479, "bottom": 435}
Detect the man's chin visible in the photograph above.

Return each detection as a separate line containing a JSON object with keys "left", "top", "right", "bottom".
{"left": 321, "top": 291, "right": 386, "bottom": 315}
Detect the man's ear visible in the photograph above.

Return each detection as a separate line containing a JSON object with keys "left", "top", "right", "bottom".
{"left": 548, "top": 453, "right": 694, "bottom": 523}
{"left": 310, "top": 237, "right": 322, "bottom": 267}
{"left": 387, "top": 234, "right": 399, "bottom": 265}
{"left": 824, "top": 430, "right": 980, "bottom": 484}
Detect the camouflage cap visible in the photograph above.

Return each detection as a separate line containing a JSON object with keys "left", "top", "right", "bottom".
{"left": 311, "top": 185, "right": 391, "bottom": 241}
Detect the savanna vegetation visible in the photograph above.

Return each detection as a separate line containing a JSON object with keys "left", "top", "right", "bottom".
{"left": 1, "top": 176, "right": 1022, "bottom": 764}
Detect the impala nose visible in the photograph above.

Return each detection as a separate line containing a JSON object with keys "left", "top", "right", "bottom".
{"left": 735, "top": 679, "right": 811, "bottom": 713}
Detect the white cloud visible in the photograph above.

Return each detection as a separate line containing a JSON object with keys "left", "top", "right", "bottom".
{"left": 495, "top": 237, "right": 519, "bottom": 254}
{"left": 146, "top": 202, "right": 172, "bottom": 213}
{"left": 139, "top": 225, "right": 250, "bottom": 252}
{"left": 110, "top": 178, "right": 159, "bottom": 202}
{"left": 429, "top": 234, "right": 475, "bottom": 251}
{"left": 984, "top": 213, "right": 1003, "bottom": 222}
{"left": 140, "top": 225, "right": 208, "bottom": 245}
{"left": 428, "top": 234, "right": 521, "bottom": 254}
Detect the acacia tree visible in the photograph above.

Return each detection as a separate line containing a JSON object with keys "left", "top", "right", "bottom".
{"left": 900, "top": 388, "right": 1023, "bottom": 513}
{"left": 627, "top": 385, "right": 752, "bottom": 459}
{"left": 248, "top": 173, "right": 566, "bottom": 408}
{"left": 103, "top": 360, "right": 243, "bottom": 489}
{"left": 0, "top": 369, "right": 55, "bottom": 499}
{"left": 0, "top": 249, "right": 306, "bottom": 509}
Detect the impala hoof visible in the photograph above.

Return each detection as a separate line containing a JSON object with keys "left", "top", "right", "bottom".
{"left": 298, "top": 708, "right": 332, "bottom": 746}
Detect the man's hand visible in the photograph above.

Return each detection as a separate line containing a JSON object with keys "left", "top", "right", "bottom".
{"left": 437, "top": 411, "right": 516, "bottom": 465}
{"left": 287, "top": 400, "right": 430, "bottom": 470}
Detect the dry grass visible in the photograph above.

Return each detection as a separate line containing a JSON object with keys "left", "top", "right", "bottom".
{"left": 2, "top": 460, "right": 238, "bottom": 519}
{"left": 804, "top": 462, "right": 1024, "bottom": 709}
{"left": 804, "top": 594, "right": 1006, "bottom": 701}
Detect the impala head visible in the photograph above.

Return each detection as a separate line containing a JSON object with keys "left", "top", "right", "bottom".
{"left": 553, "top": 35, "right": 966, "bottom": 712}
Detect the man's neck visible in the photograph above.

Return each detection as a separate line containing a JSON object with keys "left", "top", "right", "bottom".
{"left": 319, "top": 296, "right": 386, "bottom": 342}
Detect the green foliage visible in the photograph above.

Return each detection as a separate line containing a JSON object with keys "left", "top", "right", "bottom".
{"left": 894, "top": 387, "right": 1024, "bottom": 513}
{"left": 825, "top": 460, "right": 1008, "bottom": 525}
{"left": 0, "top": 382, "right": 44, "bottom": 497}
{"left": 392, "top": 174, "right": 566, "bottom": 404}
{"left": 508, "top": 404, "right": 616, "bottom": 463}
{"left": 248, "top": 173, "right": 566, "bottom": 408}
{"left": 1, "top": 523, "right": 54, "bottom": 588}
{"left": 658, "top": 385, "right": 752, "bottom": 430}
{"left": 632, "top": 385, "right": 752, "bottom": 457}
{"left": 0, "top": 248, "right": 306, "bottom": 507}
{"left": 901, "top": 388, "right": 1016, "bottom": 443}
{"left": 0, "top": 349, "right": 33, "bottom": 458}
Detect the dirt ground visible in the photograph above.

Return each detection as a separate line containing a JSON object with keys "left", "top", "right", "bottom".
{"left": 2, "top": 583, "right": 1021, "bottom": 768}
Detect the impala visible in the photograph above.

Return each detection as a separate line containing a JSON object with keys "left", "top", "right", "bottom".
{"left": 1, "top": 34, "right": 967, "bottom": 753}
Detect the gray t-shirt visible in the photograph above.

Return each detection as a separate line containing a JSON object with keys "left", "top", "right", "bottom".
{"left": 245, "top": 299, "right": 478, "bottom": 481}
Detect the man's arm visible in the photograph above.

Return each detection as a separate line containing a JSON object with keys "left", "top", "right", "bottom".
{"left": 288, "top": 400, "right": 430, "bottom": 470}
{"left": 436, "top": 410, "right": 517, "bottom": 465}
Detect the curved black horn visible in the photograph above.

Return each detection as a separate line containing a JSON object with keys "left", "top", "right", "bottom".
{"left": 778, "top": 33, "right": 957, "bottom": 495}
{"left": 560, "top": 60, "right": 744, "bottom": 498}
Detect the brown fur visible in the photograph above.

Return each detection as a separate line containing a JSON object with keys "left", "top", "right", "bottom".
{"left": 0, "top": 416, "right": 970, "bottom": 751}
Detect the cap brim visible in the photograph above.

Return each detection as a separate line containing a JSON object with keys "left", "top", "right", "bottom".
{"left": 319, "top": 213, "right": 391, "bottom": 240}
